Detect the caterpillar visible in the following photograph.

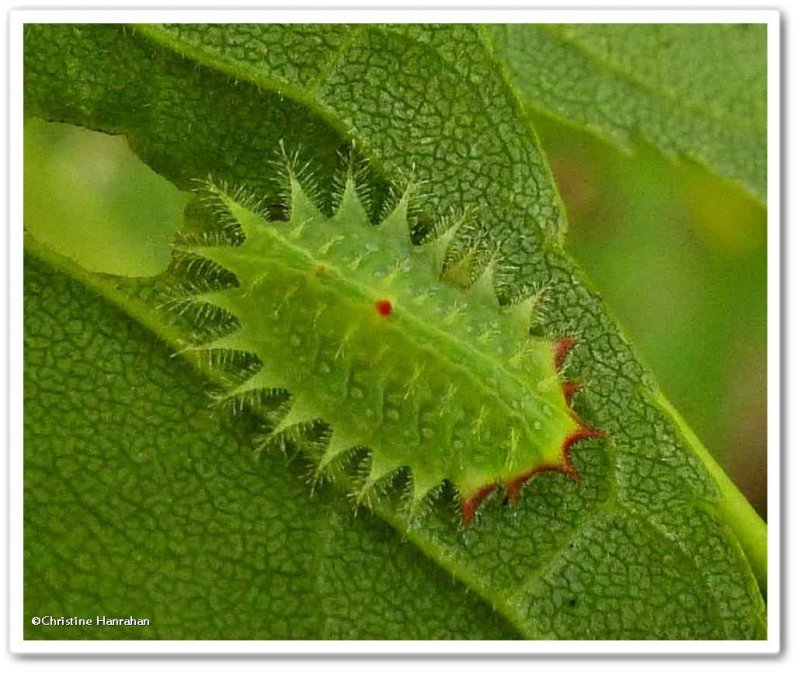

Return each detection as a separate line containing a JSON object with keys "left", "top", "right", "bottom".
{"left": 172, "top": 160, "right": 604, "bottom": 527}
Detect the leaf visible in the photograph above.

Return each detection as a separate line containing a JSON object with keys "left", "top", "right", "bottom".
{"left": 24, "top": 248, "right": 518, "bottom": 640}
{"left": 23, "top": 23, "right": 767, "bottom": 639}
{"left": 490, "top": 24, "right": 767, "bottom": 202}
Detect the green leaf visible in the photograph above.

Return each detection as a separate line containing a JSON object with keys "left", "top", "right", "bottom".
{"left": 24, "top": 247, "right": 518, "bottom": 640}
{"left": 490, "top": 24, "right": 767, "bottom": 202}
{"left": 23, "top": 23, "right": 766, "bottom": 639}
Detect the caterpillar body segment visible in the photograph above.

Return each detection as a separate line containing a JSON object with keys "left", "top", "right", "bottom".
{"left": 177, "top": 169, "right": 603, "bottom": 526}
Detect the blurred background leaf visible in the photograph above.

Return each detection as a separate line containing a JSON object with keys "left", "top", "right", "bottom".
{"left": 532, "top": 113, "right": 767, "bottom": 518}
{"left": 491, "top": 24, "right": 767, "bottom": 202}
{"left": 24, "top": 118, "right": 187, "bottom": 276}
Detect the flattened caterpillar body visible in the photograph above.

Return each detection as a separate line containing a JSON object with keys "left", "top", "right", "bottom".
{"left": 178, "top": 168, "right": 603, "bottom": 525}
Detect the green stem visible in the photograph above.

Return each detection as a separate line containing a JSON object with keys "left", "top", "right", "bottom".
{"left": 655, "top": 392, "right": 767, "bottom": 594}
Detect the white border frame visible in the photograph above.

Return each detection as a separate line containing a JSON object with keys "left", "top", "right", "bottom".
{"left": 7, "top": 6, "right": 781, "bottom": 656}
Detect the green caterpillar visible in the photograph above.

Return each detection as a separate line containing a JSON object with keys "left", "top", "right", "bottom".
{"left": 175, "top": 164, "right": 603, "bottom": 526}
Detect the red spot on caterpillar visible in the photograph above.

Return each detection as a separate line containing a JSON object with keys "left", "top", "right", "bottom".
{"left": 554, "top": 337, "right": 577, "bottom": 371}
{"left": 375, "top": 299, "right": 393, "bottom": 316}
{"left": 561, "top": 381, "right": 582, "bottom": 406}
{"left": 461, "top": 483, "right": 497, "bottom": 527}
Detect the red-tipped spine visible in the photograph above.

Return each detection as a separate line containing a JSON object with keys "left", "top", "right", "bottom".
{"left": 461, "top": 483, "right": 497, "bottom": 527}
{"left": 562, "top": 426, "right": 605, "bottom": 477}
{"left": 464, "top": 335, "right": 607, "bottom": 523}
{"left": 554, "top": 337, "right": 577, "bottom": 371}
{"left": 506, "top": 464, "right": 557, "bottom": 505}
{"left": 561, "top": 381, "right": 582, "bottom": 406}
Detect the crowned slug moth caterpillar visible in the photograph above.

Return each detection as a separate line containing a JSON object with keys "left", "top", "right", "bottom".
{"left": 174, "top": 162, "right": 604, "bottom": 526}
